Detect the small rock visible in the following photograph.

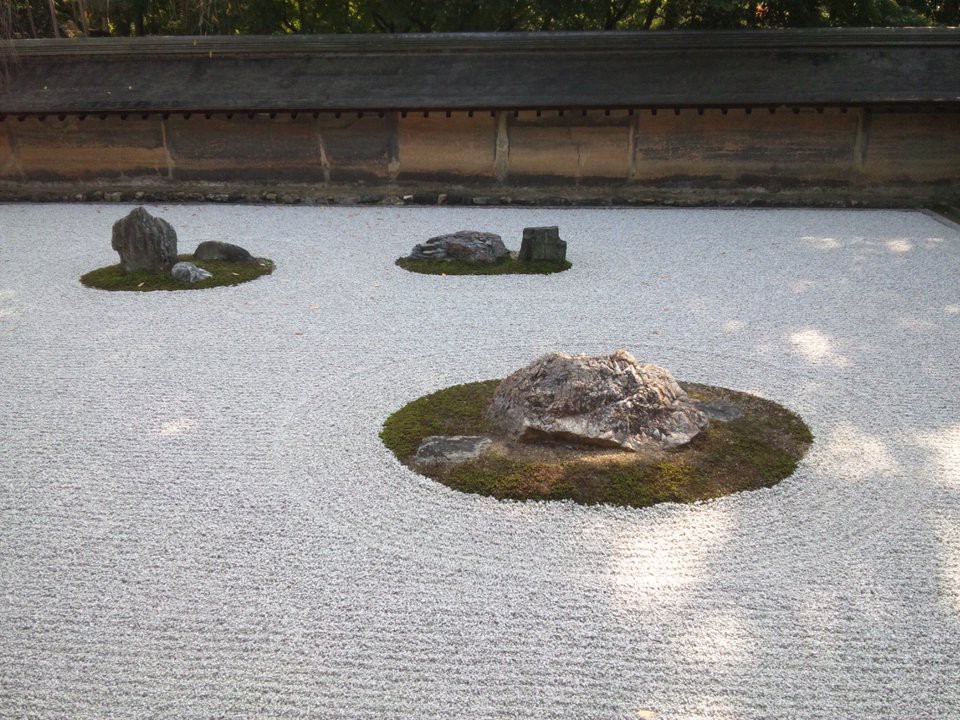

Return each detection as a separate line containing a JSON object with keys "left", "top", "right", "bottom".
{"left": 694, "top": 399, "right": 743, "bottom": 422}
{"left": 487, "top": 350, "right": 709, "bottom": 451}
{"left": 111, "top": 207, "right": 178, "bottom": 272}
{"left": 518, "top": 226, "right": 567, "bottom": 263}
{"left": 408, "top": 231, "right": 509, "bottom": 264}
{"left": 105, "top": 191, "right": 122, "bottom": 202}
{"left": 171, "top": 261, "right": 213, "bottom": 283}
{"left": 264, "top": 192, "right": 278, "bottom": 201}
{"left": 413, "top": 436, "right": 493, "bottom": 464}
{"left": 194, "top": 241, "right": 256, "bottom": 263}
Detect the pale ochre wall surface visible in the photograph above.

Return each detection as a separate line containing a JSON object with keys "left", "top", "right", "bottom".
{"left": 0, "top": 125, "right": 15, "bottom": 177}
{"left": 8, "top": 117, "right": 167, "bottom": 180}
{"left": 316, "top": 114, "right": 395, "bottom": 182}
{"left": 398, "top": 113, "right": 497, "bottom": 179}
{"left": 862, "top": 113, "right": 960, "bottom": 183}
{"left": 631, "top": 109, "right": 860, "bottom": 184}
{"left": 507, "top": 111, "right": 632, "bottom": 181}
{"left": 164, "top": 115, "right": 323, "bottom": 181}
{"left": 1, "top": 109, "right": 957, "bottom": 201}
{"left": 163, "top": 114, "right": 395, "bottom": 182}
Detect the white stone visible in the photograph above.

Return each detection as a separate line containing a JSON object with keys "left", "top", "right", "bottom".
{"left": 171, "top": 261, "right": 213, "bottom": 283}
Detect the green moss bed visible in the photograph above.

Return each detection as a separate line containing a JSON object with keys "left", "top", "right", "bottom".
{"left": 396, "top": 256, "right": 572, "bottom": 275}
{"left": 80, "top": 254, "right": 274, "bottom": 291}
{"left": 381, "top": 379, "right": 812, "bottom": 509}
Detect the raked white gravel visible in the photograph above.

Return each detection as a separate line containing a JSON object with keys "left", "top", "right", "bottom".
{"left": 1, "top": 204, "right": 959, "bottom": 719}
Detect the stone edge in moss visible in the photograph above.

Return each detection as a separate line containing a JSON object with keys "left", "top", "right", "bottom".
{"left": 395, "top": 256, "right": 572, "bottom": 275}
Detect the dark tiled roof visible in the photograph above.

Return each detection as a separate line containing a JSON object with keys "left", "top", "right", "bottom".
{"left": 2, "top": 29, "right": 958, "bottom": 115}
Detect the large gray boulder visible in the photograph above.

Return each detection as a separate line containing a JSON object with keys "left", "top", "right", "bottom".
{"left": 409, "top": 231, "right": 509, "bottom": 264}
{"left": 487, "top": 350, "right": 708, "bottom": 451}
{"left": 111, "top": 207, "right": 178, "bottom": 272}
{"left": 194, "top": 240, "right": 256, "bottom": 264}
{"left": 518, "top": 226, "right": 566, "bottom": 263}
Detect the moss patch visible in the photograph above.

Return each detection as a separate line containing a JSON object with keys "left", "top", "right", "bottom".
{"left": 381, "top": 379, "right": 812, "bottom": 509}
{"left": 80, "top": 254, "right": 274, "bottom": 291}
{"left": 396, "top": 256, "right": 571, "bottom": 275}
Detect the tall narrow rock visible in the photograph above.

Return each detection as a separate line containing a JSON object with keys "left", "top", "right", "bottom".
{"left": 111, "top": 207, "right": 178, "bottom": 272}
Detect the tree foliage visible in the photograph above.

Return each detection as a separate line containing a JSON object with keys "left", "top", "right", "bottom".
{"left": 5, "top": 0, "right": 957, "bottom": 38}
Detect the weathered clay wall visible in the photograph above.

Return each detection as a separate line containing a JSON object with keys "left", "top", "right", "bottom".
{"left": 1, "top": 108, "right": 958, "bottom": 204}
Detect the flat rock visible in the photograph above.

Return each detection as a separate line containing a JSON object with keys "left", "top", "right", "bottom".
{"left": 171, "top": 261, "right": 213, "bottom": 283}
{"left": 695, "top": 398, "right": 743, "bottom": 422}
{"left": 111, "top": 207, "right": 178, "bottom": 272}
{"left": 194, "top": 240, "right": 256, "bottom": 263}
{"left": 487, "top": 349, "right": 708, "bottom": 451}
{"left": 518, "top": 226, "right": 566, "bottom": 263}
{"left": 408, "top": 231, "right": 509, "bottom": 264}
{"left": 413, "top": 436, "right": 493, "bottom": 464}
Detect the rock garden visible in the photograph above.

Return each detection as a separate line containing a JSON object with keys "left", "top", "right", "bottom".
{"left": 80, "top": 207, "right": 274, "bottom": 291}
{"left": 5, "top": 204, "right": 958, "bottom": 719}
{"left": 77, "top": 206, "right": 811, "bottom": 511}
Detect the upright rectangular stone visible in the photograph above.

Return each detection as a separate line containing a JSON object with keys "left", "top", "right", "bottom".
{"left": 519, "top": 226, "right": 567, "bottom": 263}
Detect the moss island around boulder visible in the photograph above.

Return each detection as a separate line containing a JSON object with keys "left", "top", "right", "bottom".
{"left": 81, "top": 254, "right": 274, "bottom": 291}
{"left": 381, "top": 378, "right": 812, "bottom": 509}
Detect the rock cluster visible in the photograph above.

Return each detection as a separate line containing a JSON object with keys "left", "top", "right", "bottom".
{"left": 405, "top": 227, "right": 569, "bottom": 267}
{"left": 487, "top": 349, "right": 708, "bottom": 451}
{"left": 408, "top": 231, "right": 510, "bottom": 264}
{"left": 111, "top": 207, "right": 178, "bottom": 272}
{"left": 109, "top": 208, "right": 261, "bottom": 285}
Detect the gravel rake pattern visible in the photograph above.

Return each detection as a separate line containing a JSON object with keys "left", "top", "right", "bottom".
{"left": 0, "top": 204, "right": 958, "bottom": 719}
